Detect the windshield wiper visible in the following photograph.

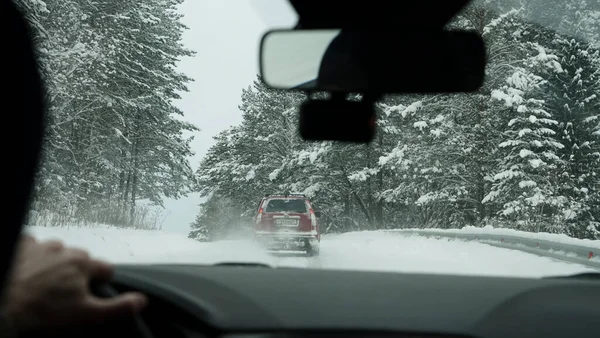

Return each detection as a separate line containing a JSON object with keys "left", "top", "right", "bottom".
{"left": 546, "top": 272, "right": 600, "bottom": 280}
{"left": 213, "top": 262, "right": 273, "bottom": 268}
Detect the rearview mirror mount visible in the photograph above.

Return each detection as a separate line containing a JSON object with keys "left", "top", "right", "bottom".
{"left": 299, "top": 96, "right": 377, "bottom": 143}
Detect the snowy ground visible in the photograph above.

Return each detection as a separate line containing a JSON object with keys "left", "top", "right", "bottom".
{"left": 390, "top": 225, "right": 600, "bottom": 249}
{"left": 25, "top": 225, "right": 598, "bottom": 278}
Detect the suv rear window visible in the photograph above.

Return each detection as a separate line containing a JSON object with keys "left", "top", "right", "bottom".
{"left": 264, "top": 199, "right": 308, "bottom": 213}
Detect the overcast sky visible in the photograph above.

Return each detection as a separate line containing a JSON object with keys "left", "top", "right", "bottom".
{"left": 160, "top": 0, "right": 297, "bottom": 234}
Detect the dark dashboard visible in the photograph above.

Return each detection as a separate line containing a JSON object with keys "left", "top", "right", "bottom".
{"left": 109, "top": 264, "right": 600, "bottom": 338}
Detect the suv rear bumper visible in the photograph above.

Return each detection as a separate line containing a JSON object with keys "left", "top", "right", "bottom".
{"left": 254, "top": 231, "right": 319, "bottom": 251}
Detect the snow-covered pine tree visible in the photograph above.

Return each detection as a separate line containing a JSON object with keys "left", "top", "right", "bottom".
{"left": 19, "top": 0, "right": 198, "bottom": 228}
{"left": 483, "top": 27, "right": 573, "bottom": 232}
{"left": 542, "top": 28, "right": 600, "bottom": 238}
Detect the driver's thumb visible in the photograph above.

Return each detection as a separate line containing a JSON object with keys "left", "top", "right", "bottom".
{"left": 84, "top": 292, "right": 148, "bottom": 321}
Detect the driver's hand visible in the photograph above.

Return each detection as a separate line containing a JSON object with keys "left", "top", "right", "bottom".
{"left": 1, "top": 235, "right": 147, "bottom": 336}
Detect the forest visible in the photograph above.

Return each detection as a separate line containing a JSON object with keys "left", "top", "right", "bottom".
{"left": 190, "top": 0, "right": 600, "bottom": 240}
{"left": 17, "top": 0, "right": 197, "bottom": 229}
{"left": 15, "top": 0, "right": 600, "bottom": 240}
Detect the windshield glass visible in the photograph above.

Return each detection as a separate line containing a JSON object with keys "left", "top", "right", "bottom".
{"left": 265, "top": 199, "right": 308, "bottom": 213}
{"left": 18, "top": 0, "right": 600, "bottom": 277}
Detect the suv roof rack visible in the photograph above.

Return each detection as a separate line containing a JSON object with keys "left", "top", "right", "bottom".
{"left": 264, "top": 193, "right": 307, "bottom": 198}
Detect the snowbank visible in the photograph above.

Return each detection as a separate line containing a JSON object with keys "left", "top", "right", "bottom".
{"left": 388, "top": 225, "right": 600, "bottom": 249}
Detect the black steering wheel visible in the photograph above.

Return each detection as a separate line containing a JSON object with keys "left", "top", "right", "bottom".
{"left": 90, "top": 283, "right": 155, "bottom": 338}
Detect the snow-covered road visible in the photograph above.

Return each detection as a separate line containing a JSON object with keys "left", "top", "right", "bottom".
{"left": 271, "top": 232, "right": 597, "bottom": 277}
{"left": 25, "top": 226, "right": 598, "bottom": 278}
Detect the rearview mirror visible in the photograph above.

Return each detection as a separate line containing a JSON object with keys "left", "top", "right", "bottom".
{"left": 259, "top": 29, "right": 486, "bottom": 93}
{"left": 314, "top": 211, "right": 322, "bottom": 218}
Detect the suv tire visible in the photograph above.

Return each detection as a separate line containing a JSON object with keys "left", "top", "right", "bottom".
{"left": 307, "top": 245, "right": 320, "bottom": 257}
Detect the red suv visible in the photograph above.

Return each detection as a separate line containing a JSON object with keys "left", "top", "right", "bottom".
{"left": 254, "top": 193, "right": 321, "bottom": 256}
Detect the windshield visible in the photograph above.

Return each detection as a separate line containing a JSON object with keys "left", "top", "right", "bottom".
{"left": 265, "top": 199, "right": 308, "bottom": 213}
{"left": 18, "top": 0, "right": 600, "bottom": 277}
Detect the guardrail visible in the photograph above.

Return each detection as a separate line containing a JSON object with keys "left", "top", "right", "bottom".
{"left": 387, "top": 229, "right": 600, "bottom": 270}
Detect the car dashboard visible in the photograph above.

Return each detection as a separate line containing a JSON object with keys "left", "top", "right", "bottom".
{"left": 107, "top": 264, "right": 600, "bottom": 338}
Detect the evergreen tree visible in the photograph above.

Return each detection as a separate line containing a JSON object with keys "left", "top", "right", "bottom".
{"left": 18, "top": 0, "right": 198, "bottom": 228}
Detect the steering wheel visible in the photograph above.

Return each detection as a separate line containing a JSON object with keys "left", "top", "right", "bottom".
{"left": 90, "top": 283, "right": 155, "bottom": 338}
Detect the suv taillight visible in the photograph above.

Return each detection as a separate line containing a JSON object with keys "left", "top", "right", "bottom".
{"left": 309, "top": 208, "right": 317, "bottom": 230}
{"left": 256, "top": 208, "right": 263, "bottom": 224}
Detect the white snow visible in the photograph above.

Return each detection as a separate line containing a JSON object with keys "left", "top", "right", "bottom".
{"left": 268, "top": 168, "right": 281, "bottom": 181}
{"left": 380, "top": 101, "right": 423, "bottom": 118}
{"left": 378, "top": 144, "right": 408, "bottom": 166}
{"left": 389, "top": 225, "right": 600, "bottom": 249}
{"left": 483, "top": 8, "right": 521, "bottom": 35}
{"left": 401, "top": 101, "right": 423, "bottom": 117}
{"left": 245, "top": 168, "right": 256, "bottom": 181}
{"left": 24, "top": 225, "right": 273, "bottom": 265}
{"left": 519, "top": 149, "right": 534, "bottom": 157}
{"left": 413, "top": 121, "right": 428, "bottom": 130}
{"left": 313, "top": 231, "right": 595, "bottom": 277}
{"left": 519, "top": 180, "right": 537, "bottom": 188}
{"left": 529, "top": 158, "right": 543, "bottom": 168}
{"left": 430, "top": 128, "right": 443, "bottom": 137}
{"left": 23, "top": 225, "right": 597, "bottom": 278}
